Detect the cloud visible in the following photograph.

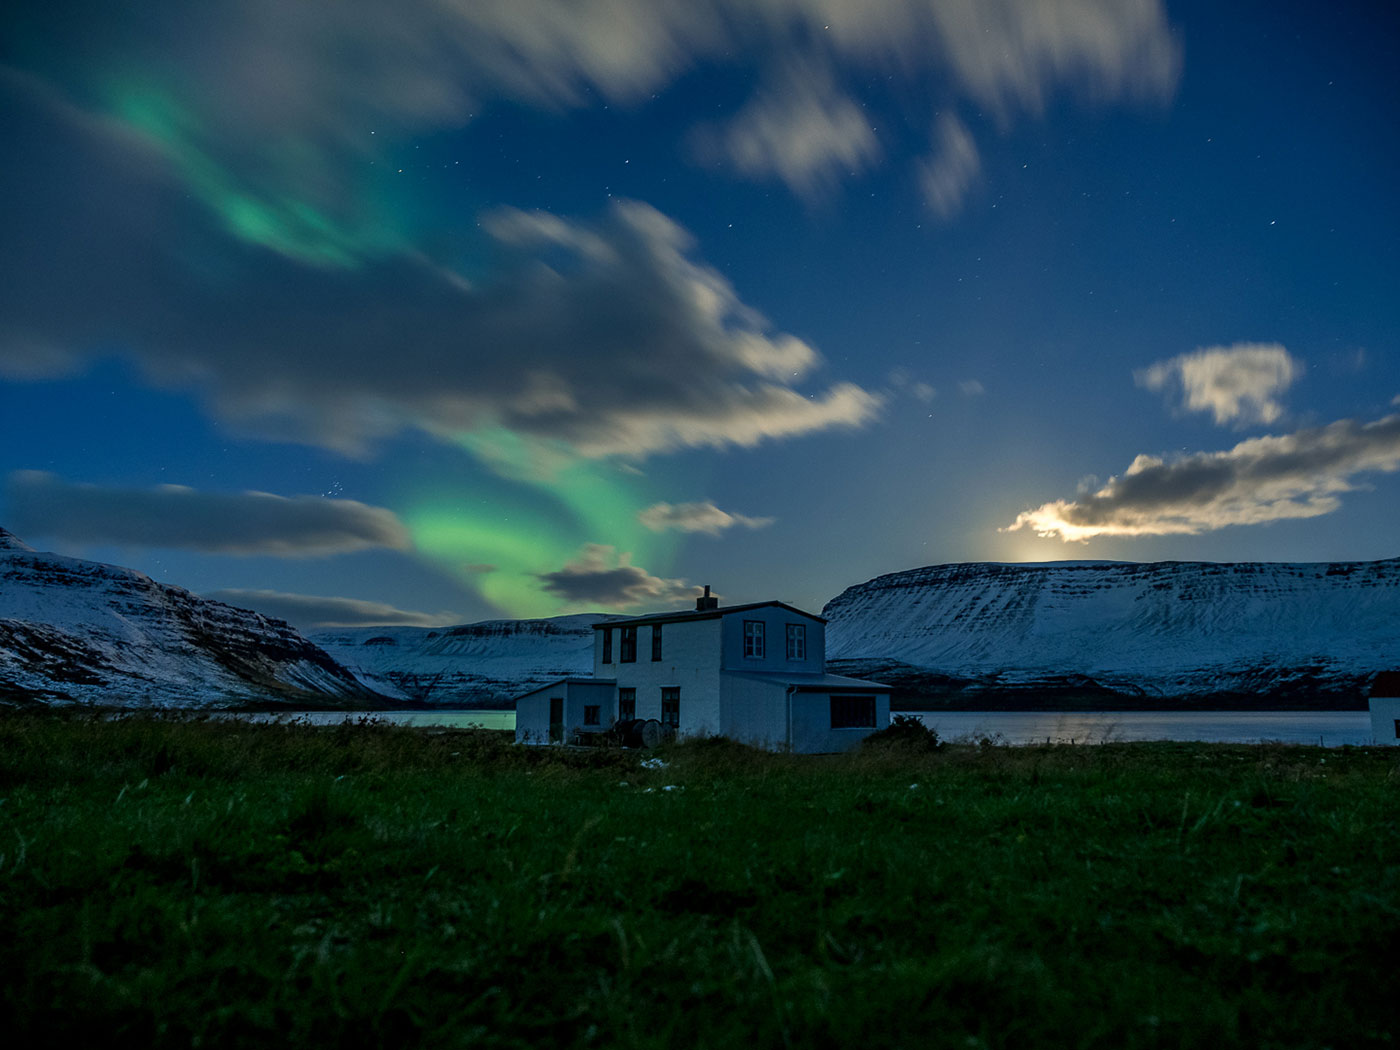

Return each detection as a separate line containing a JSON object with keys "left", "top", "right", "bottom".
{"left": 5, "top": 471, "right": 411, "bottom": 555}
{"left": 639, "top": 501, "right": 775, "bottom": 536}
{"left": 0, "top": 80, "right": 880, "bottom": 462}
{"left": 694, "top": 60, "right": 880, "bottom": 199}
{"left": 919, "top": 114, "right": 982, "bottom": 218}
{"left": 1136, "top": 343, "right": 1300, "bottom": 426}
{"left": 208, "top": 589, "right": 450, "bottom": 629}
{"left": 537, "top": 544, "right": 699, "bottom": 609}
{"left": 1005, "top": 413, "right": 1400, "bottom": 541}
{"left": 958, "top": 379, "right": 986, "bottom": 397}
{"left": 5, "top": 1, "right": 1178, "bottom": 252}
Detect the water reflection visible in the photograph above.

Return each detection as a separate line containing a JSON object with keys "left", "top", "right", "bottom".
{"left": 903, "top": 710, "right": 1374, "bottom": 747}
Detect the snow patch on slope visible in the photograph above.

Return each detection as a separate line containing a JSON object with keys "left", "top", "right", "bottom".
{"left": 311, "top": 615, "right": 606, "bottom": 706}
{"left": 823, "top": 559, "right": 1400, "bottom": 704}
{"left": 1, "top": 534, "right": 384, "bottom": 707}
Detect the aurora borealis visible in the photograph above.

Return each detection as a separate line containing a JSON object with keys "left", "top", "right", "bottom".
{"left": 2, "top": 1, "right": 1398, "bottom": 627}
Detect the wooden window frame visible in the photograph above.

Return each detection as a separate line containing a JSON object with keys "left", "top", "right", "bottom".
{"left": 785, "top": 623, "right": 806, "bottom": 661}
{"left": 743, "top": 620, "right": 765, "bottom": 659}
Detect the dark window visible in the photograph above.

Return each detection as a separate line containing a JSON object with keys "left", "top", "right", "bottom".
{"left": 661, "top": 687, "right": 680, "bottom": 728}
{"left": 786, "top": 623, "right": 806, "bottom": 660}
{"left": 620, "top": 625, "right": 637, "bottom": 663}
{"left": 830, "top": 695, "right": 876, "bottom": 729}
{"left": 1394, "top": 719, "right": 1400, "bottom": 740}
{"left": 743, "top": 620, "right": 765, "bottom": 659}
{"left": 652, "top": 624, "right": 663, "bottom": 661}
{"left": 618, "top": 687, "right": 636, "bottom": 720}
{"left": 601, "top": 629, "right": 612, "bottom": 664}
{"left": 549, "top": 697, "right": 564, "bottom": 743}
{"left": 584, "top": 705, "right": 600, "bottom": 726}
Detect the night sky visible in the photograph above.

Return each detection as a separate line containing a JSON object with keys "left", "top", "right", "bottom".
{"left": 3, "top": 1, "right": 1398, "bottom": 628}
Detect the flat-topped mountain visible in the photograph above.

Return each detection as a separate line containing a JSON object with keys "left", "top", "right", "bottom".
{"left": 0, "top": 529, "right": 387, "bottom": 708}
{"left": 823, "top": 559, "right": 1400, "bottom": 708}
{"left": 5, "top": 525, "right": 1394, "bottom": 710}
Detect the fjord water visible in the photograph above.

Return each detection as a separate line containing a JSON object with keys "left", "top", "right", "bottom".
{"left": 259, "top": 709, "right": 1376, "bottom": 745}
{"left": 906, "top": 710, "right": 1374, "bottom": 746}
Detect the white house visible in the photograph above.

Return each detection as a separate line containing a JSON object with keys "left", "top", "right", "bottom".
{"left": 514, "top": 587, "right": 891, "bottom": 752}
{"left": 1368, "top": 672, "right": 1400, "bottom": 745}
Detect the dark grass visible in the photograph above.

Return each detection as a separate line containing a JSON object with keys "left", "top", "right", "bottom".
{"left": 1, "top": 714, "right": 1397, "bottom": 1049}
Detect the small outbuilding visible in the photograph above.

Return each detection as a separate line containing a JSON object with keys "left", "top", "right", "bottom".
{"left": 1368, "top": 671, "right": 1400, "bottom": 746}
{"left": 514, "top": 587, "right": 891, "bottom": 752}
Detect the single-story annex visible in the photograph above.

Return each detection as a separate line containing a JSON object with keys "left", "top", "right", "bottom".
{"left": 515, "top": 587, "right": 891, "bottom": 752}
{"left": 1369, "top": 671, "right": 1400, "bottom": 745}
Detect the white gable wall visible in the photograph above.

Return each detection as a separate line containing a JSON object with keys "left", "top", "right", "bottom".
{"left": 597, "top": 617, "right": 723, "bottom": 737}
{"left": 1369, "top": 696, "right": 1400, "bottom": 745}
{"left": 515, "top": 680, "right": 615, "bottom": 744}
{"left": 720, "top": 608, "right": 824, "bottom": 674}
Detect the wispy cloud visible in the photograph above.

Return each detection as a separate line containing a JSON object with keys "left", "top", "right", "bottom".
{"left": 694, "top": 59, "right": 880, "bottom": 199}
{"left": 208, "top": 589, "right": 450, "bottom": 629}
{"left": 958, "top": 379, "right": 986, "bottom": 397}
{"left": 919, "top": 114, "right": 981, "bottom": 218}
{"left": 1005, "top": 414, "right": 1400, "bottom": 541}
{"left": 3, "top": 0, "right": 1179, "bottom": 260}
{"left": 537, "top": 544, "right": 698, "bottom": 610}
{"left": 6, "top": 471, "right": 410, "bottom": 555}
{"left": 1136, "top": 343, "right": 1299, "bottom": 426}
{"left": 639, "top": 501, "right": 775, "bottom": 536}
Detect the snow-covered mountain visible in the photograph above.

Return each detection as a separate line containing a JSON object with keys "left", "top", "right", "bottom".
{"left": 310, "top": 615, "right": 604, "bottom": 707}
{"left": 0, "top": 528, "right": 387, "bottom": 708}
{"left": 823, "top": 559, "right": 1400, "bottom": 708}
{"left": 7, "top": 522, "right": 1395, "bottom": 710}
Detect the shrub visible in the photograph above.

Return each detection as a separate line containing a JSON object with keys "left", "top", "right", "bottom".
{"left": 860, "top": 713, "right": 942, "bottom": 753}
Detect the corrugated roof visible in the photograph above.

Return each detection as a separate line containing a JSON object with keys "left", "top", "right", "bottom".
{"left": 592, "top": 600, "right": 825, "bottom": 629}
{"left": 723, "top": 670, "right": 892, "bottom": 692}
{"left": 509, "top": 677, "right": 614, "bottom": 703}
{"left": 1370, "top": 671, "right": 1400, "bottom": 698}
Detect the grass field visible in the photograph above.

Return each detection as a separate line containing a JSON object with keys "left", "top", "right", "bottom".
{"left": 1, "top": 714, "right": 1396, "bottom": 1049}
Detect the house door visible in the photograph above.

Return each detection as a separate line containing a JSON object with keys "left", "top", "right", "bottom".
{"left": 549, "top": 697, "right": 564, "bottom": 743}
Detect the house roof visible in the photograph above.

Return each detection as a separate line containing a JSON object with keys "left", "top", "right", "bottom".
{"left": 592, "top": 600, "right": 825, "bottom": 629}
{"left": 1370, "top": 671, "right": 1400, "bottom": 698}
{"left": 509, "top": 677, "right": 616, "bottom": 703}
{"left": 723, "top": 671, "right": 892, "bottom": 693}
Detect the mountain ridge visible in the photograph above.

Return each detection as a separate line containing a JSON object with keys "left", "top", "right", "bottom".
{"left": 3, "top": 529, "right": 1395, "bottom": 709}
{"left": 0, "top": 534, "right": 390, "bottom": 708}
{"left": 823, "top": 558, "right": 1400, "bottom": 709}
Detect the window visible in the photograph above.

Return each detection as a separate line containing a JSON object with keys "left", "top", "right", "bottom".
{"left": 786, "top": 623, "right": 806, "bottom": 660}
{"left": 618, "top": 687, "right": 636, "bottom": 720}
{"left": 584, "top": 705, "right": 600, "bottom": 726}
{"left": 620, "top": 625, "right": 637, "bottom": 663}
{"left": 652, "top": 624, "right": 663, "bottom": 661}
{"left": 661, "top": 687, "right": 680, "bottom": 728}
{"left": 743, "top": 620, "right": 765, "bottom": 659}
{"left": 1394, "top": 718, "right": 1400, "bottom": 740}
{"left": 549, "top": 697, "right": 564, "bottom": 743}
{"left": 601, "top": 629, "right": 612, "bottom": 664}
{"left": 830, "top": 695, "right": 876, "bottom": 729}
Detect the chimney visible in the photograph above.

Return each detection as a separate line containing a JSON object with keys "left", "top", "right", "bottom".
{"left": 696, "top": 584, "right": 719, "bottom": 611}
